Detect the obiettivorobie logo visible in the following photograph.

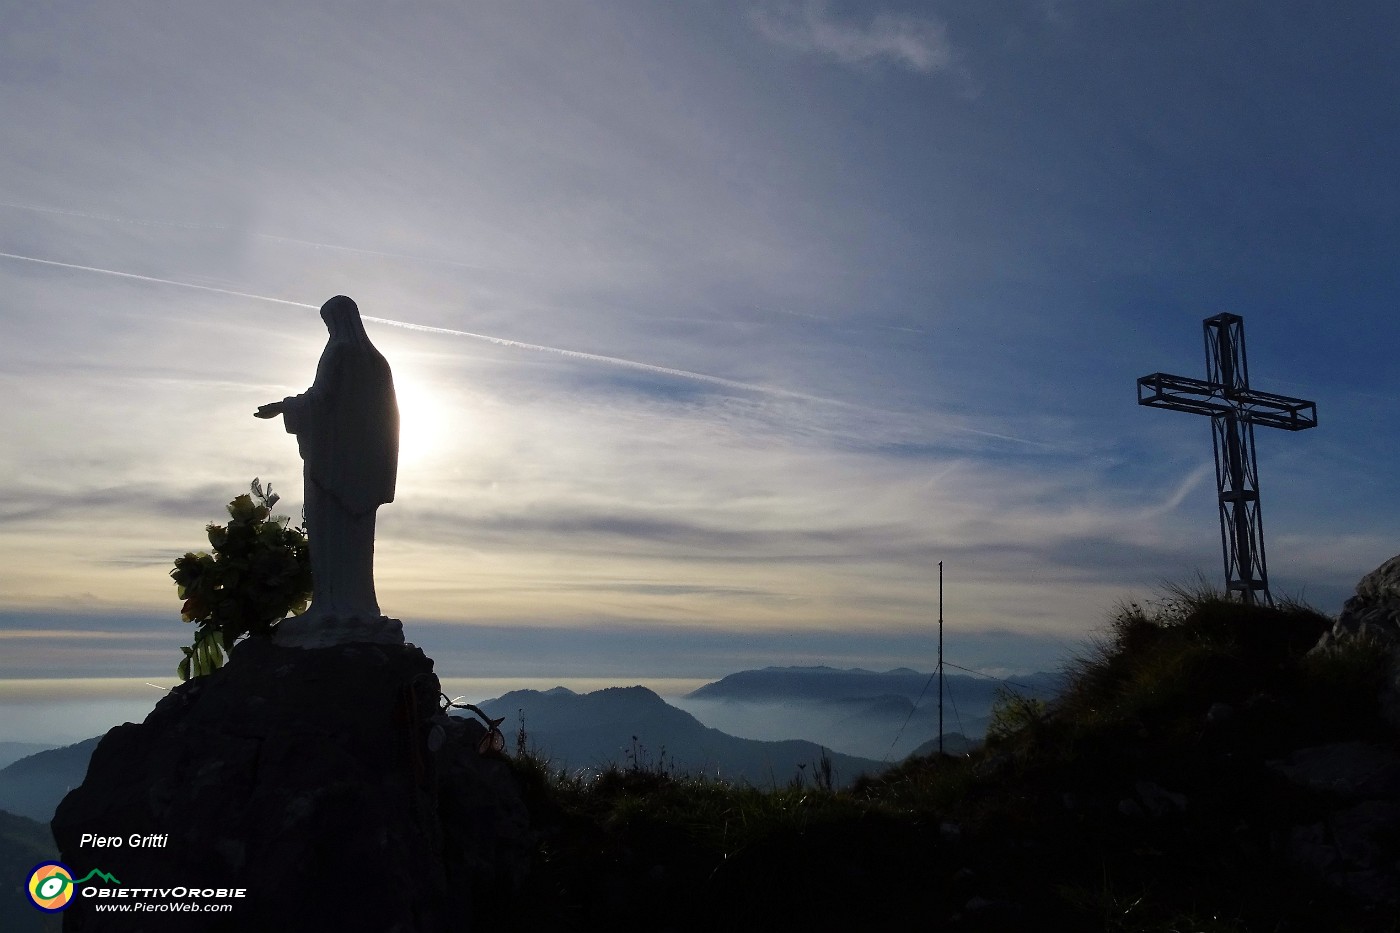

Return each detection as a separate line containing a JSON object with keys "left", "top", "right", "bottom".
{"left": 27, "top": 862, "right": 121, "bottom": 912}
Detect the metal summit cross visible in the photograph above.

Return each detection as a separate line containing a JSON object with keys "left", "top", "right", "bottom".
{"left": 1137, "top": 313, "right": 1317, "bottom": 606}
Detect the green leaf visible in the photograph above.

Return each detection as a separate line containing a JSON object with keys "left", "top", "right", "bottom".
{"left": 177, "top": 656, "right": 191, "bottom": 682}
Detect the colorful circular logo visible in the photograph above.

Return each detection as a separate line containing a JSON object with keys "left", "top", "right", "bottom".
{"left": 27, "top": 862, "right": 76, "bottom": 912}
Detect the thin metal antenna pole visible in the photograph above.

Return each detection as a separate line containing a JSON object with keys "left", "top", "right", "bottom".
{"left": 938, "top": 560, "right": 944, "bottom": 757}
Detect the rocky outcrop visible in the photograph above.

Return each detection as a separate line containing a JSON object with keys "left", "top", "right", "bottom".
{"left": 52, "top": 638, "right": 529, "bottom": 932}
{"left": 1317, "top": 554, "right": 1400, "bottom": 650}
{"left": 1314, "top": 553, "right": 1400, "bottom": 731}
{"left": 1293, "top": 555, "right": 1400, "bottom": 907}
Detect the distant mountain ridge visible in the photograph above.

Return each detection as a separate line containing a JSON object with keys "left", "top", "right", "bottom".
{"left": 0, "top": 736, "right": 100, "bottom": 823}
{"left": 0, "top": 668, "right": 1063, "bottom": 821}
{"left": 477, "top": 685, "right": 885, "bottom": 787}
{"left": 677, "top": 665, "right": 1066, "bottom": 760}
{"left": 687, "top": 664, "right": 1065, "bottom": 704}
{"left": 0, "top": 742, "right": 57, "bottom": 770}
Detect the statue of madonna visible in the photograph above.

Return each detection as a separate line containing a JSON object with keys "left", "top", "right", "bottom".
{"left": 256, "top": 295, "right": 403, "bottom": 647}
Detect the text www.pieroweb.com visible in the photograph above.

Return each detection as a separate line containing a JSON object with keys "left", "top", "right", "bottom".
{"left": 85, "top": 886, "right": 245, "bottom": 914}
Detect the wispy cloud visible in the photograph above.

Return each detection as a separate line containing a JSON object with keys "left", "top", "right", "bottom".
{"left": 750, "top": 1, "right": 957, "bottom": 74}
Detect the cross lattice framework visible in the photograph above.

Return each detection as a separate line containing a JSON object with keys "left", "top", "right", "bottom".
{"left": 1137, "top": 313, "right": 1317, "bottom": 606}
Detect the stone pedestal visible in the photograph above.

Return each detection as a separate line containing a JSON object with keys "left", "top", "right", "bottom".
{"left": 52, "top": 638, "right": 530, "bottom": 932}
{"left": 272, "top": 614, "right": 405, "bottom": 648}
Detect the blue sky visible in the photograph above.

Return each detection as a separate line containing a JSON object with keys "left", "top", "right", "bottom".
{"left": 2, "top": 1, "right": 1397, "bottom": 741}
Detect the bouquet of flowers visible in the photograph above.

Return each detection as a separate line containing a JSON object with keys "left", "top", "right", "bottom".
{"left": 169, "top": 479, "right": 312, "bottom": 680}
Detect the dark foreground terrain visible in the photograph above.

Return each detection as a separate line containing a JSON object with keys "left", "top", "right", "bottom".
{"left": 501, "top": 589, "right": 1399, "bottom": 932}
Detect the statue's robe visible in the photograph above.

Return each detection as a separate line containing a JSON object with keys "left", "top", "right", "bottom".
{"left": 281, "top": 296, "right": 399, "bottom": 622}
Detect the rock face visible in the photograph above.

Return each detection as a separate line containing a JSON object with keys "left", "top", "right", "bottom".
{"left": 52, "top": 638, "right": 529, "bottom": 932}
{"left": 1296, "top": 555, "right": 1400, "bottom": 907}
{"left": 1315, "top": 553, "right": 1400, "bottom": 731}
{"left": 1318, "top": 554, "right": 1400, "bottom": 650}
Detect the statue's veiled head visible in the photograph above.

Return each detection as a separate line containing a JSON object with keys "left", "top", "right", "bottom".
{"left": 320, "top": 295, "right": 369, "bottom": 346}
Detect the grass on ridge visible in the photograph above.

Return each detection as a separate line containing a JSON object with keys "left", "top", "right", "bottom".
{"left": 496, "top": 582, "right": 1397, "bottom": 931}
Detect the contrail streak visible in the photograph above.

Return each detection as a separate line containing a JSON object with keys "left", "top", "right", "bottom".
{"left": 0, "top": 248, "right": 1054, "bottom": 447}
{"left": 0, "top": 251, "right": 317, "bottom": 308}
{"left": 358, "top": 315, "right": 849, "bottom": 405}
{"left": 0, "top": 199, "right": 535, "bottom": 277}
{"left": 0, "top": 249, "right": 842, "bottom": 405}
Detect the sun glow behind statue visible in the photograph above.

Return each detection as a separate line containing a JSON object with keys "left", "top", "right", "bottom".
{"left": 392, "top": 371, "right": 462, "bottom": 468}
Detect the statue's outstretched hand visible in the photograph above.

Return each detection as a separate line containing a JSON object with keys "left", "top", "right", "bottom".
{"left": 255, "top": 402, "right": 285, "bottom": 419}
